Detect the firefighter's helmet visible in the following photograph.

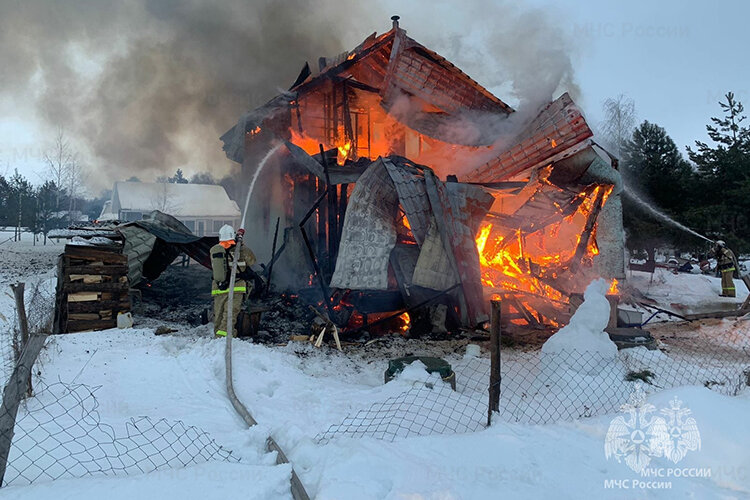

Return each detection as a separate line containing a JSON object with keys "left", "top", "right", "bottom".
{"left": 219, "top": 224, "right": 235, "bottom": 242}
{"left": 716, "top": 240, "right": 726, "bottom": 248}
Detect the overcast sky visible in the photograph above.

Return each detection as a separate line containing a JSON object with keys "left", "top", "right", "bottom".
{"left": 0, "top": 0, "right": 747, "bottom": 192}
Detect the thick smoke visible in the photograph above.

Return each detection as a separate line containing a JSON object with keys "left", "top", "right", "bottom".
{"left": 0, "top": 0, "right": 378, "bottom": 187}
{"left": 0, "top": 0, "right": 578, "bottom": 188}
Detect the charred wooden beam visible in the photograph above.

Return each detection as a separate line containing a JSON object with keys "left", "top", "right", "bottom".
{"left": 568, "top": 187, "right": 607, "bottom": 273}
{"left": 265, "top": 217, "right": 281, "bottom": 295}
{"left": 299, "top": 225, "right": 334, "bottom": 320}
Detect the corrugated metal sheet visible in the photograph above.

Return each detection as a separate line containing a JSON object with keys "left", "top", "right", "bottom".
{"left": 412, "top": 217, "right": 460, "bottom": 291}
{"left": 330, "top": 159, "right": 400, "bottom": 290}
{"left": 422, "top": 170, "right": 494, "bottom": 325}
{"left": 383, "top": 158, "right": 431, "bottom": 246}
{"left": 463, "top": 93, "right": 593, "bottom": 183}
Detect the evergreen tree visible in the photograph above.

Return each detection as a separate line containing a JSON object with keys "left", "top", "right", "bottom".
{"left": 623, "top": 120, "right": 693, "bottom": 213}
{"left": 687, "top": 92, "right": 750, "bottom": 250}
{"left": 170, "top": 169, "right": 189, "bottom": 184}
{"left": 621, "top": 121, "right": 696, "bottom": 255}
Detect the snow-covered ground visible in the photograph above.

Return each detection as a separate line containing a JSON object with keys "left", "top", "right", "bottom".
{"left": 1, "top": 239, "right": 749, "bottom": 498}
{"left": 628, "top": 268, "right": 749, "bottom": 315}
{"left": 3, "top": 328, "right": 749, "bottom": 499}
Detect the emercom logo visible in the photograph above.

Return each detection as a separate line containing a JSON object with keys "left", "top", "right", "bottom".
{"left": 605, "top": 387, "right": 701, "bottom": 474}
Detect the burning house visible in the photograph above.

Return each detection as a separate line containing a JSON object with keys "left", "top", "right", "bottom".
{"left": 220, "top": 17, "right": 624, "bottom": 334}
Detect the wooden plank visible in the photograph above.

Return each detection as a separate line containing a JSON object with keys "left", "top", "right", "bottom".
{"left": 66, "top": 264, "right": 128, "bottom": 275}
{"left": 67, "top": 300, "right": 130, "bottom": 313}
{"left": 69, "top": 274, "right": 104, "bottom": 284}
{"left": 64, "top": 245, "right": 126, "bottom": 264}
{"left": 68, "top": 292, "right": 100, "bottom": 302}
{"left": 0, "top": 334, "right": 46, "bottom": 484}
{"left": 68, "top": 313, "right": 102, "bottom": 321}
{"left": 66, "top": 319, "right": 117, "bottom": 332}
{"left": 683, "top": 310, "right": 745, "bottom": 320}
{"left": 63, "top": 282, "right": 129, "bottom": 293}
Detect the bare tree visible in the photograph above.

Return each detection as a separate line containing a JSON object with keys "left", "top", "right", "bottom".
{"left": 43, "top": 128, "right": 76, "bottom": 211}
{"left": 599, "top": 95, "right": 637, "bottom": 159}
{"left": 150, "top": 182, "right": 180, "bottom": 215}
{"left": 66, "top": 159, "right": 87, "bottom": 223}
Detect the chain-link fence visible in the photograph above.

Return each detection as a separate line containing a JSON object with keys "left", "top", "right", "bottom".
{"left": 1, "top": 381, "right": 238, "bottom": 487}
{"left": 317, "top": 334, "right": 750, "bottom": 442}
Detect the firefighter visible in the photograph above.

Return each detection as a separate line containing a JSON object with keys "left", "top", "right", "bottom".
{"left": 714, "top": 240, "right": 739, "bottom": 297}
{"left": 210, "top": 224, "right": 257, "bottom": 337}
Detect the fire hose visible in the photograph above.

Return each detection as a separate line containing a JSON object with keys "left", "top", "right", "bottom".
{"left": 224, "top": 192, "right": 310, "bottom": 498}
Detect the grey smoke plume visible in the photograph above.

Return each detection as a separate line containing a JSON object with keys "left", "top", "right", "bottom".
{"left": 0, "top": 0, "right": 578, "bottom": 187}
{"left": 0, "top": 0, "right": 378, "bottom": 186}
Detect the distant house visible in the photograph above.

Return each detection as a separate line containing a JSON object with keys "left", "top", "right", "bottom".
{"left": 100, "top": 182, "right": 241, "bottom": 236}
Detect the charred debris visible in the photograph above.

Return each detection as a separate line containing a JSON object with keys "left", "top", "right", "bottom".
{"left": 53, "top": 18, "right": 625, "bottom": 344}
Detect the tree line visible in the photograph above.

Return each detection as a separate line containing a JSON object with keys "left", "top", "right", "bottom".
{"left": 600, "top": 92, "right": 750, "bottom": 256}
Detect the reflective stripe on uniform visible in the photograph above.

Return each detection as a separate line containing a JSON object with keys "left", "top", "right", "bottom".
{"left": 721, "top": 267, "right": 736, "bottom": 273}
{"left": 215, "top": 330, "right": 227, "bottom": 337}
{"left": 723, "top": 287, "right": 736, "bottom": 291}
{"left": 211, "top": 286, "right": 247, "bottom": 295}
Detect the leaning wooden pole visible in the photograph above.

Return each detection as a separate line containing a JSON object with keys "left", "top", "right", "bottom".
{"left": 10, "top": 283, "right": 31, "bottom": 397}
{"left": 487, "top": 299, "right": 502, "bottom": 426}
{"left": 0, "top": 333, "right": 46, "bottom": 486}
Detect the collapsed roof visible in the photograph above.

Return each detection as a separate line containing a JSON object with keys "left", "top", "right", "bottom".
{"left": 215, "top": 18, "right": 624, "bottom": 330}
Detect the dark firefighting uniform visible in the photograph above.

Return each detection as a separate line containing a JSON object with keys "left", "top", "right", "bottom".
{"left": 210, "top": 242, "right": 256, "bottom": 337}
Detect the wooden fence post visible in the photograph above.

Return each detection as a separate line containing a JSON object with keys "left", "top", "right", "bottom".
{"left": 0, "top": 333, "right": 46, "bottom": 486}
{"left": 488, "top": 299, "right": 502, "bottom": 426}
{"left": 10, "top": 284, "right": 31, "bottom": 397}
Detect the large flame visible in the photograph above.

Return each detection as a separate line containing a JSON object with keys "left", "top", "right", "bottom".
{"left": 475, "top": 186, "right": 613, "bottom": 327}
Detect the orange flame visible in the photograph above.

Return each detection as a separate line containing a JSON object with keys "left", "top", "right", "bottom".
{"left": 475, "top": 185, "right": 614, "bottom": 327}
{"left": 337, "top": 141, "right": 352, "bottom": 165}
{"left": 608, "top": 278, "right": 619, "bottom": 295}
{"left": 398, "top": 312, "right": 411, "bottom": 334}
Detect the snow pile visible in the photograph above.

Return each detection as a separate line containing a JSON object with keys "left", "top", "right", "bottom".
{"left": 542, "top": 279, "right": 618, "bottom": 369}
{"left": 390, "top": 360, "right": 442, "bottom": 388}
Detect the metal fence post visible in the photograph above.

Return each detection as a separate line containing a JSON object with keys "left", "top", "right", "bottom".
{"left": 488, "top": 299, "right": 501, "bottom": 426}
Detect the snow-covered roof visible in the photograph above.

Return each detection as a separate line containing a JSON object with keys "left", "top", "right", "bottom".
{"left": 112, "top": 182, "right": 240, "bottom": 218}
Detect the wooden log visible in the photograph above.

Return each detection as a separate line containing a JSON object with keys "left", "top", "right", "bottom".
{"left": 68, "top": 313, "right": 102, "bottom": 321}
{"left": 0, "top": 333, "right": 46, "bottom": 485}
{"left": 568, "top": 188, "right": 606, "bottom": 273}
{"left": 488, "top": 300, "right": 501, "bottom": 426}
{"left": 67, "top": 292, "right": 100, "bottom": 302}
{"left": 66, "top": 319, "right": 117, "bottom": 332}
{"left": 65, "top": 264, "right": 128, "bottom": 275}
{"left": 63, "top": 282, "right": 129, "bottom": 293}
{"left": 67, "top": 300, "right": 130, "bottom": 313}
{"left": 68, "top": 274, "right": 104, "bottom": 284}
{"left": 64, "top": 245, "right": 126, "bottom": 264}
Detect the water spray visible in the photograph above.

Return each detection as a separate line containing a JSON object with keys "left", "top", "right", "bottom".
{"left": 240, "top": 143, "right": 282, "bottom": 229}
{"left": 623, "top": 185, "right": 713, "bottom": 243}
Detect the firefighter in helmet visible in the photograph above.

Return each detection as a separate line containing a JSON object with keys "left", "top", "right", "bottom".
{"left": 714, "top": 240, "right": 739, "bottom": 297}
{"left": 210, "top": 224, "right": 257, "bottom": 337}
